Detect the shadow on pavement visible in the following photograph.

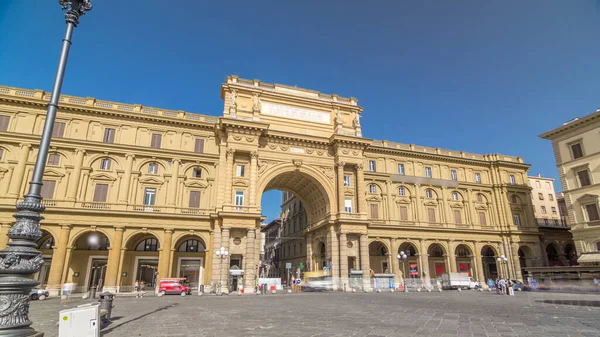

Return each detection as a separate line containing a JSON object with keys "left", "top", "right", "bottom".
{"left": 101, "top": 303, "right": 179, "bottom": 335}
{"left": 538, "top": 299, "right": 600, "bottom": 307}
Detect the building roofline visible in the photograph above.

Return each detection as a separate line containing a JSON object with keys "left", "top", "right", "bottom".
{"left": 539, "top": 109, "right": 600, "bottom": 140}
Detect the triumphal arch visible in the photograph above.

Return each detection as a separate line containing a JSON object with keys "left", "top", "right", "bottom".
{"left": 0, "top": 76, "right": 544, "bottom": 295}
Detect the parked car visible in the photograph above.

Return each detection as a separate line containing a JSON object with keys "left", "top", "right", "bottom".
{"left": 29, "top": 288, "right": 49, "bottom": 300}
{"left": 158, "top": 278, "right": 190, "bottom": 296}
{"left": 511, "top": 280, "right": 529, "bottom": 291}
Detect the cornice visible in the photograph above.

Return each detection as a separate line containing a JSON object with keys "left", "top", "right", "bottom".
{"left": 219, "top": 118, "right": 269, "bottom": 133}
{"left": 539, "top": 110, "right": 600, "bottom": 140}
{"left": 265, "top": 130, "right": 330, "bottom": 147}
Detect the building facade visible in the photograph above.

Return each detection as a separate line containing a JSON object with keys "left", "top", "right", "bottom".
{"left": 541, "top": 110, "right": 600, "bottom": 265}
{"left": 0, "top": 77, "right": 545, "bottom": 295}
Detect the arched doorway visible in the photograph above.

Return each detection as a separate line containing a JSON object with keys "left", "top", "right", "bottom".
{"left": 546, "top": 243, "right": 563, "bottom": 266}
{"left": 122, "top": 233, "right": 161, "bottom": 291}
{"left": 173, "top": 235, "right": 207, "bottom": 293}
{"left": 481, "top": 245, "right": 498, "bottom": 281}
{"left": 397, "top": 242, "right": 419, "bottom": 280}
{"left": 34, "top": 229, "right": 55, "bottom": 288}
{"left": 518, "top": 246, "right": 535, "bottom": 278}
{"left": 564, "top": 243, "right": 577, "bottom": 265}
{"left": 428, "top": 243, "right": 447, "bottom": 279}
{"left": 455, "top": 244, "right": 473, "bottom": 276}
{"left": 369, "top": 241, "right": 389, "bottom": 274}
{"left": 68, "top": 231, "right": 110, "bottom": 293}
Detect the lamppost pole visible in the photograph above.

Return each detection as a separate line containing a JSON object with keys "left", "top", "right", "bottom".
{"left": 215, "top": 247, "right": 228, "bottom": 296}
{"left": 0, "top": 2, "right": 91, "bottom": 336}
{"left": 396, "top": 251, "right": 408, "bottom": 293}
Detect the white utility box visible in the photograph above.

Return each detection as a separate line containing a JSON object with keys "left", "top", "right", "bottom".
{"left": 58, "top": 302, "right": 100, "bottom": 337}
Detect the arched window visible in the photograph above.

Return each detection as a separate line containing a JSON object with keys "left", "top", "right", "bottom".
{"left": 430, "top": 245, "right": 444, "bottom": 257}
{"left": 511, "top": 195, "right": 518, "bottom": 204}
{"left": 136, "top": 238, "right": 159, "bottom": 251}
{"left": 39, "top": 236, "right": 55, "bottom": 250}
{"left": 369, "top": 184, "right": 377, "bottom": 194}
{"left": 476, "top": 193, "right": 483, "bottom": 202}
{"left": 178, "top": 239, "right": 205, "bottom": 252}
{"left": 456, "top": 245, "right": 470, "bottom": 257}
{"left": 399, "top": 187, "right": 406, "bottom": 196}
{"left": 192, "top": 167, "right": 202, "bottom": 178}
{"left": 100, "top": 158, "right": 111, "bottom": 170}
{"left": 451, "top": 191, "right": 459, "bottom": 201}
{"left": 596, "top": 242, "right": 600, "bottom": 251}
{"left": 148, "top": 162, "right": 158, "bottom": 174}
{"left": 425, "top": 189, "right": 433, "bottom": 199}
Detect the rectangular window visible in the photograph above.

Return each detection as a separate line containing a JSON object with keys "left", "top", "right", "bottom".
{"left": 545, "top": 182, "right": 551, "bottom": 189}
{"left": 93, "top": 184, "right": 109, "bottom": 202}
{"left": 0, "top": 115, "right": 10, "bottom": 131}
{"left": 103, "top": 128, "right": 115, "bottom": 143}
{"left": 544, "top": 219, "right": 549, "bottom": 225}
{"left": 344, "top": 175, "right": 351, "bottom": 187}
{"left": 541, "top": 206, "right": 547, "bottom": 214}
{"left": 150, "top": 133, "right": 162, "bottom": 149}
{"left": 454, "top": 210, "right": 462, "bottom": 224}
{"left": 535, "top": 181, "right": 541, "bottom": 188}
{"left": 513, "top": 213, "right": 521, "bottom": 226}
{"left": 398, "top": 164, "right": 405, "bottom": 175}
{"left": 40, "top": 180, "right": 56, "bottom": 199}
{"left": 549, "top": 194, "right": 554, "bottom": 201}
{"left": 188, "top": 191, "right": 201, "bottom": 208}
{"left": 551, "top": 207, "right": 557, "bottom": 215}
{"left": 369, "top": 184, "right": 377, "bottom": 193}
{"left": 52, "top": 122, "right": 65, "bottom": 138}
{"left": 585, "top": 204, "right": 600, "bottom": 221}
{"left": 479, "top": 212, "right": 487, "bottom": 226}
{"left": 475, "top": 173, "right": 481, "bottom": 183}
{"left": 571, "top": 143, "right": 583, "bottom": 159}
{"left": 194, "top": 138, "right": 205, "bottom": 153}
{"left": 236, "top": 165, "right": 245, "bottom": 177}
{"left": 451, "top": 170, "right": 457, "bottom": 181}
{"left": 235, "top": 190, "right": 245, "bottom": 206}
{"left": 427, "top": 208, "right": 436, "bottom": 222}
{"left": 344, "top": 199, "right": 352, "bottom": 213}
{"left": 148, "top": 163, "right": 158, "bottom": 174}
{"left": 577, "top": 169, "right": 592, "bottom": 187}
{"left": 370, "top": 204, "right": 379, "bottom": 219}
{"left": 47, "top": 153, "right": 60, "bottom": 166}
{"left": 509, "top": 175, "right": 516, "bottom": 185}
{"left": 399, "top": 206, "right": 408, "bottom": 220}
{"left": 100, "top": 158, "right": 112, "bottom": 170}
{"left": 425, "top": 167, "right": 432, "bottom": 178}
{"left": 192, "top": 167, "right": 202, "bottom": 178}
{"left": 144, "top": 188, "right": 156, "bottom": 205}
{"left": 369, "top": 160, "right": 376, "bottom": 172}
{"left": 538, "top": 193, "right": 544, "bottom": 200}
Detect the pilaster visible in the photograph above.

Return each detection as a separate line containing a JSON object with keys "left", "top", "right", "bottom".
{"left": 65, "top": 149, "right": 85, "bottom": 200}
{"left": 7, "top": 143, "right": 31, "bottom": 197}
{"left": 244, "top": 228, "right": 256, "bottom": 292}
{"left": 359, "top": 233, "right": 371, "bottom": 291}
{"left": 103, "top": 227, "right": 124, "bottom": 293}
{"left": 158, "top": 229, "right": 173, "bottom": 281}
{"left": 46, "top": 224, "right": 71, "bottom": 296}
{"left": 339, "top": 232, "right": 348, "bottom": 290}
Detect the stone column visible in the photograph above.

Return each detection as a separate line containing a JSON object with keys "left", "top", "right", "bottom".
{"left": 66, "top": 149, "right": 85, "bottom": 201}
{"left": 103, "top": 227, "right": 124, "bottom": 293}
{"left": 390, "top": 238, "right": 400, "bottom": 278}
{"left": 441, "top": 186, "right": 450, "bottom": 225}
{"left": 419, "top": 239, "right": 431, "bottom": 287}
{"left": 119, "top": 154, "right": 135, "bottom": 203}
{"left": 249, "top": 151, "right": 258, "bottom": 207}
{"left": 448, "top": 241, "right": 457, "bottom": 273}
{"left": 359, "top": 233, "right": 371, "bottom": 291}
{"left": 339, "top": 232, "right": 348, "bottom": 290}
{"left": 465, "top": 188, "right": 474, "bottom": 225}
{"left": 337, "top": 162, "right": 345, "bottom": 214}
{"left": 414, "top": 185, "right": 422, "bottom": 223}
{"left": 329, "top": 226, "right": 339, "bottom": 289}
{"left": 244, "top": 228, "right": 256, "bottom": 292}
{"left": 386, "top": 181, "right": 395, "bottom": 220}
{"left": 158, "top": 229, "right": 173, "bottom": 281}
{"left": 474, "top": 242, "right": 486, "bottom": 286}
{"left": 220, "top": 227, "right": 231, "bottom": 293}
{"left": 0, "top": 223, "right": 10, "bottom": 250}
{"left": 79, "top": 172, "right": 90, "bottom": 201}
{"left": 225, "top": 148, "right": 235, "bottom": 206}
{"left": 355, "top": 164, "right": 367, "bottom": 214}
{"left": 46, "top": 225, "right": 71, "bottom": 296}
{"left": 511, "top": 242, "right": 523, "bottom": 281}
{"left": 211, "top": 224, "right": 222, "bottom": 287}
{"left": 167, "top": 159, "right": 180, "bottom": 206}
{"left": 306, "top": 233, "right": 313, "bottom": 272}
{"left": 7, "top": 143, "right": 31, "bottom": 197}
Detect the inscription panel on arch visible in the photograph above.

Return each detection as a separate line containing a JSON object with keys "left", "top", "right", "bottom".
{"left": 261, "top": 101, "right": 330, "bottom": 124}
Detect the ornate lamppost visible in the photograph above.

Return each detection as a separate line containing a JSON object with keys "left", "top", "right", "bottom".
{"left": 496, "top": 255, "right": 509, "bottom": 279}
{"left": 0, "top": 1, "right": 91, "bottom": 336}
{"left": 215, "top": 247, "right": 229, "bottom": 296}
{"left": 396, "top": 251, "right": 409, "bottom": 292}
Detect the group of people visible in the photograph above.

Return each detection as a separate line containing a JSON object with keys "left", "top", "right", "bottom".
{"left": 489, "top": 278, "right": 514, "bottom": 295}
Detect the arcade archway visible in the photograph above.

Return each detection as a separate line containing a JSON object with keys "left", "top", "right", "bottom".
{"left": 67, "top": 231, "right": 111, "bottom": 293}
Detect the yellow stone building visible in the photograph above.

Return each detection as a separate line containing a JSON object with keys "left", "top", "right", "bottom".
{"left": 0, "top": 76, "right": 546, "bottom": 295}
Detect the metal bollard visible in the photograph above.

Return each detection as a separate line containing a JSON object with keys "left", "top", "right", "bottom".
{"left": 98, "top": 292, "right": 115, "bottom": 320}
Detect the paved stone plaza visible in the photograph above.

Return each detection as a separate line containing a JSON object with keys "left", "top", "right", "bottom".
{"left": 30, "top": 291, "right": 600, "bottom": 337}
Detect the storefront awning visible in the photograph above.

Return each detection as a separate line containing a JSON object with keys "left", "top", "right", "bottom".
{"left": 577, "top": 253, "right": 600, "bottom": 264}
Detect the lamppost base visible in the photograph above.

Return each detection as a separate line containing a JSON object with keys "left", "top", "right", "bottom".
{"left": 0, "top": 328, "right": 43, "bottom": 337}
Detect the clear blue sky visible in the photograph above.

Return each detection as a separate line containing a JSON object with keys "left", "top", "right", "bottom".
{"left": 1, "top": 1, "right": 600, "bottom": 222}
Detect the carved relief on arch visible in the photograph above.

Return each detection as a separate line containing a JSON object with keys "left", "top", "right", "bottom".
{"left": 320, "top": 166, "right": 334, "bottom": 181}
{"left": 257, "top": 159, "right": 282, "bottom": 177}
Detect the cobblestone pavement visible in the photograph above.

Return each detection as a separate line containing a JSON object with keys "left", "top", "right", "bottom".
{"left": 29, "top": 290, "right": 600, "bottom": 337}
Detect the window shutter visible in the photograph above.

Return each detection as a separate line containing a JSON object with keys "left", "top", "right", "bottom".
{"left": 399, "top": 206, "right": 408, "bottom": 221}
{"left": 479, "top": 212, "right": 487, "bottom": 226}
{"left": 194, "top": 138, "right": 205, "bottom": 153}
{"left": 52, "top": 122, "right": 65, "bottom": 137}
{"left": 0, "top": 115, "right": 9, "bottom": 131}
{"left": 189, "top": 191, "right": 201, "bottom": 208}
{"left": 104, "top": 128, "right": 115, "bottom": 143}
{"left": 40, "top": 180, "right": 56, "bottom": 199}
{"left": 454, "top": 210, "right": 462, "bottom": 224}
{"left": 93, "top": 184, "right": 108, "bottom": 202}
{"left": 428, "top": 208, "right": 436, "bottom": 222}
{"left": 370, "top": 204, "right": 379, "bottom": 219}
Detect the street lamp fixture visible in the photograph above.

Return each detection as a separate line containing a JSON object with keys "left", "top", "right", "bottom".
{"left": 0, "top": 1, "right": 91, "bottom": 336}
{"left": 496, "top": 255, "right": 509, "bottom": 279}
{"left": 396, "top": 251, "right": 409, "bottom": 292}
{"left": 215, "top": 247, "right": 229, "bottom": 296}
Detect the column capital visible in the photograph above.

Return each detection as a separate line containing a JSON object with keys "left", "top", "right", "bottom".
{"left": 247, "top": 228, "right": 255, "bottom": 233}
{"left": 164, "top": 229, "right": 174, "bottom": 234}
{"left": 125, "top": 153, "right": 135, "bottom": 159}
{"left": 222, "top": 227, "right": 231, "bottom": 231}
{"left": 336, "top": 161, "right": 345, "bottom": 168}
{"left": 114, "top": 226, "right": 125, "bottom": 232}
{"left": 18, "top": 143, "right": 32, "bottom": 149}
{"left": 171, "top": 158, "right": 181, "bottom": 163}
{"left": 354, "top": 163, "right": 363, "bottom": 171}
{"left": 250, "top": 151, "right": 258, "bottom": 159}
{"left": 59, "top": 224, "right": 73, "bottom": 230}
{"left": 226, "top": 148, "right": 236, "bottom": 158}
{"left": 75, "top": 148, "right": 86, "bottom": 154}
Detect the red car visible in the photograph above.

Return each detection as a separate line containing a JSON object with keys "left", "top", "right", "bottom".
{"left": 158, "top": 278, "right": 191, "bottom": 296}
